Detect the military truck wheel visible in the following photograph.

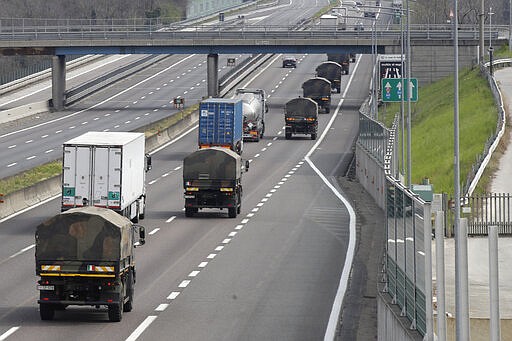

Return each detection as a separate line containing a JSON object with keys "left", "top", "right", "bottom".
{"left": 337, "top": 87, "right": 341, "bottom": 94}
{"left": 40, "top": 304, "right": 55, "bottom": 321}
{"left": 108, "top": 284, "right": 124, "bottom": 322}
{"left": 285, "top": 131, "right": 292, "bottom": 140}
{"left": 228, "top": 207, "right": 237, "bottom": 218}
{"left": 311, "top": 133, "right": 317, "bottom": 140}
{"left": 325, "top": 107, "right": 330, "bottom": 114}
{"left": 108, "top": 300, "right": 123, "bottom": 322}
{"left": 185, "top": 207, "right": 195, "bottom": 217}
{"left": 123, "top": 272, "right": 134, "bottom": 312}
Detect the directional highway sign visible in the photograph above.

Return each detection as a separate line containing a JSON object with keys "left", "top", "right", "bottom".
{"left": 381, "top": 78, "right": 418, "bottom": 102}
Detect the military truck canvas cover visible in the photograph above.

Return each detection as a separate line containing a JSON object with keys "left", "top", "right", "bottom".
{"left": 183, "top": 147, "right": 241, "bottom": 181}
{"left": 36, "top": 206, "right": 132, "bottom": 262}
{"left": 302, "top": 77, "right": 332, "bottom": 98}
{"left": 285, "top": 98, "right": 318, "bottom": 118}
{"left": 315, "top": 62, "right": 342, "bottom": 82}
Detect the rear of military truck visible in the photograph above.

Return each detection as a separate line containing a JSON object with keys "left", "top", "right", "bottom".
{"left": 183, "top": 147, "right": 244, "bottom": 218}
{"left": 35, "top": 207, "right": 145, "bottom": 322}
{"left": 284, "top": 97, "right": 319, "bottom": 140}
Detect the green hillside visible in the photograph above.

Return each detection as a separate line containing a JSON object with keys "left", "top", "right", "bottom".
{"left": 382, "top": 67, "right": 498, "bottom": 194}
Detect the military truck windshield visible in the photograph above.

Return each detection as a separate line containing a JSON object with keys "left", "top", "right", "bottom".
{"left": 36, "top": 214, "right": 124, "bottom": 261}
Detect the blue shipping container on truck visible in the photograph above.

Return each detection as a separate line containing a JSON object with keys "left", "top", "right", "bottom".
{"left": 198, "top": 98, "right": 243, "bottom": 152}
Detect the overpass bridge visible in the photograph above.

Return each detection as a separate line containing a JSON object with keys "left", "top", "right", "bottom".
{"left": 0, "top": 20, "right": 505, "bottom": 108}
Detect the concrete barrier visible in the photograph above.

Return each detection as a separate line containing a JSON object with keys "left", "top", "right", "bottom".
{"left": 0, "top": 100, "right": 50, "bottom": 124}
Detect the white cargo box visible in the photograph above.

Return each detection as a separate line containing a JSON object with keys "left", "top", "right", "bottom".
{"left": 62, "top": 132, "right": 146, "bottom": 212}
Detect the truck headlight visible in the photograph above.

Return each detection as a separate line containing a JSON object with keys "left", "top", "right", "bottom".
{"left": 186, "top": 187, "right": 199, "bottom": 191}
{"left": 220, "top": 188, "right": 233, "bottom": 192}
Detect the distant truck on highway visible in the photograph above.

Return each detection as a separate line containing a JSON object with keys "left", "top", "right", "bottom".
{"left": 302, "top": 77, "right": 332, "bottom": 113}
{"left": 327, "top": 53, "right": 354, "bottom": 75}
{"left": 35, "top": 206, "right": 146, "bottom": 322}
{"left": 198, "top": 98, "right": 243, "bottom": 154}
{"left": 316, "top": 62, "right": 342, "bottom": 93}
{"left": 284, "top": 97, "right": 318, "bottom": 140}
{"left": 183, "top": 147, "right": 248, "bottom": 218}
{"left": 61, "top": 132, "right": 152, "bottom": 223}
{"left": 235, "top": 88, "right": 268, "bottom": 142}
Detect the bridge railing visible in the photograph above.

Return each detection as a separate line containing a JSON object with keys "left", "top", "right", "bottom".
{"left": 0, "top": 19, "right": 500, "bottom": 41}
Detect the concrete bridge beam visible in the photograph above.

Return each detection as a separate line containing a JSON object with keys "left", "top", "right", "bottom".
{"left": 51, "top": 55, "right": 66, "bottom": 110}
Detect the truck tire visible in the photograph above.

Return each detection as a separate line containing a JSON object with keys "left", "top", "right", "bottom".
{"left": 123, "top": 272, "right": 134, "bottom": 312}
{"left": 185, "top": 207, "right": 195, "bottom": 217}
{"left": 285, "top": 131, "right": 292, "bottom": 140}
{"left": 228, "top": 207, "right": 237, "bottom": 218}
{"left": 311, "top": 133, "right": 317, "bottom": 140}
{"left": 325, "top": 106, "right": 330, "bottom": 114}
{"left": 40, "top": 304, "right": 55, "bottom": 321}
{"left": 337, "top": 87, "right": 341, "bottom": 94}
{"left": 108, "top": 283, "right": 124, "bottom": 322}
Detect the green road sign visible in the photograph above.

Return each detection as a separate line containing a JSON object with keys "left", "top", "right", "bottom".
{"left": 381, "top": 78, "right": 418, "bottom": 102}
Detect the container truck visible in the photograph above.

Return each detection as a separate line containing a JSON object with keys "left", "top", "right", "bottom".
{"left": 61, "top": 132, "right": 152, "bottom": 223}
{"left": 302, "top": 77, "right": 332, "bottom": 114}
{"left": 183, "top": 147, "right": 249, "bottom": 218}
{"left": 234, "top": 88, "right": 268, "bottom": 142}
{"left": 35, "top": 206, "right": 146, "bottom": 322}
{"left": 198, "top": 98, "right": 243, "bottom": 154}
{"left": 284, "top": 97, "right": 318, "bottom": 140}
{"left": 316, "top": 62, "right": 343, "bottom": 93}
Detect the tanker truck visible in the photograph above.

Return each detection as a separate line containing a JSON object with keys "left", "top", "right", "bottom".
{"left": 302, "top": 77, "right": 332, "bottom": 114}
{"left": 234, "top": 88, "right": 268, "bottom": 142}
{"left": 183, "top": 147, "right": 248, "bottom": 218}
{"left": 316, "top": 61, "right": 342, "bottom": 93}
{"left": 284, "top": 97, "right": 318, "bottom": 140}
{"left": 35, "top": 206, "right": 146, "bottom": 322}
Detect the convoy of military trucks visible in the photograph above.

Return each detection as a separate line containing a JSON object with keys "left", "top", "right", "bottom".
{"left": 33, "top": 51, "right": 354, "bottom": 321}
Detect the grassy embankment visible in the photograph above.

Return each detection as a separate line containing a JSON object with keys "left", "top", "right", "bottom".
{"left": 381, "top": 54, "right": 510, "bottom": 195}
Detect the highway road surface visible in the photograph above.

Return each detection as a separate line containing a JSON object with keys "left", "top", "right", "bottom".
{"left": 0, "top": 1, "right": 388, "bottom": 340}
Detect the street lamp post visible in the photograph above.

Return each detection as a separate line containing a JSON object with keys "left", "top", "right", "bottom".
{"left": 453, "top": 0, "right": 470, "bottom": 340}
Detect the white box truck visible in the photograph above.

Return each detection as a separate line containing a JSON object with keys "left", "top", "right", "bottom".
{"left": 61, "top": 131, "right": 152, "bottom": 222}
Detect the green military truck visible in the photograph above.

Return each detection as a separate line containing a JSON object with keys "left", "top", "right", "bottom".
{"left": 302, "top": 77, "right": 332, "bottom": 114}
{"left": 183, "top": 147, "right": 249, "bottom": 218}
{"left": 316, "top": 61, "right": 343, "bottom": 94}
{"left": 35, "top": 206, "right": 145, "bottom": 322}
{"left": 284, "top": 97, "right": 319, "bottom": 140}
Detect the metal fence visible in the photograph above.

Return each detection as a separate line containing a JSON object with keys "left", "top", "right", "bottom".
{"left": 385, "top": 177, "right": 432, "bottom": 337}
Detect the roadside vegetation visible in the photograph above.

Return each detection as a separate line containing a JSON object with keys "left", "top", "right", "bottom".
{"left": 0, "top": 104, "right": 199, "bottom": 196}
{"left": 381, "top": 65, "right": 498, "bottom": 195}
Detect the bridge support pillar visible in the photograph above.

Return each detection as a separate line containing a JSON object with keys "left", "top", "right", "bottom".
{"left": 51, "top": 55, "right": 66, "bottom": 110}
{"left": 207, "top": 53, "right": 219, "bottom": 97}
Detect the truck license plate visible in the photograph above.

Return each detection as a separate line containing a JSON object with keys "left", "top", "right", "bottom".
{"left": 37, "top": 285, "right": 54, "bottom": 291}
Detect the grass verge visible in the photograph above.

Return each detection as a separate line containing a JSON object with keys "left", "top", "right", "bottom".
{"left": 381, "top": 66, "right": 498, "bottom": 195}
{"left": 0, "top": 104, "right": 199, "bottom": 196}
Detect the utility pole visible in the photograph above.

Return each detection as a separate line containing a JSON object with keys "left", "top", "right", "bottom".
{"left": 453, "top": 1, "right": 470, "bottom": 339}
{"left": 479, "top": 0, "right": 485, "bottom": 63}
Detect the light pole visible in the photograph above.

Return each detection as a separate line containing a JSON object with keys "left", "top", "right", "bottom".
{"left": 453, "top": 0, "right": 470, "bottom": 339}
